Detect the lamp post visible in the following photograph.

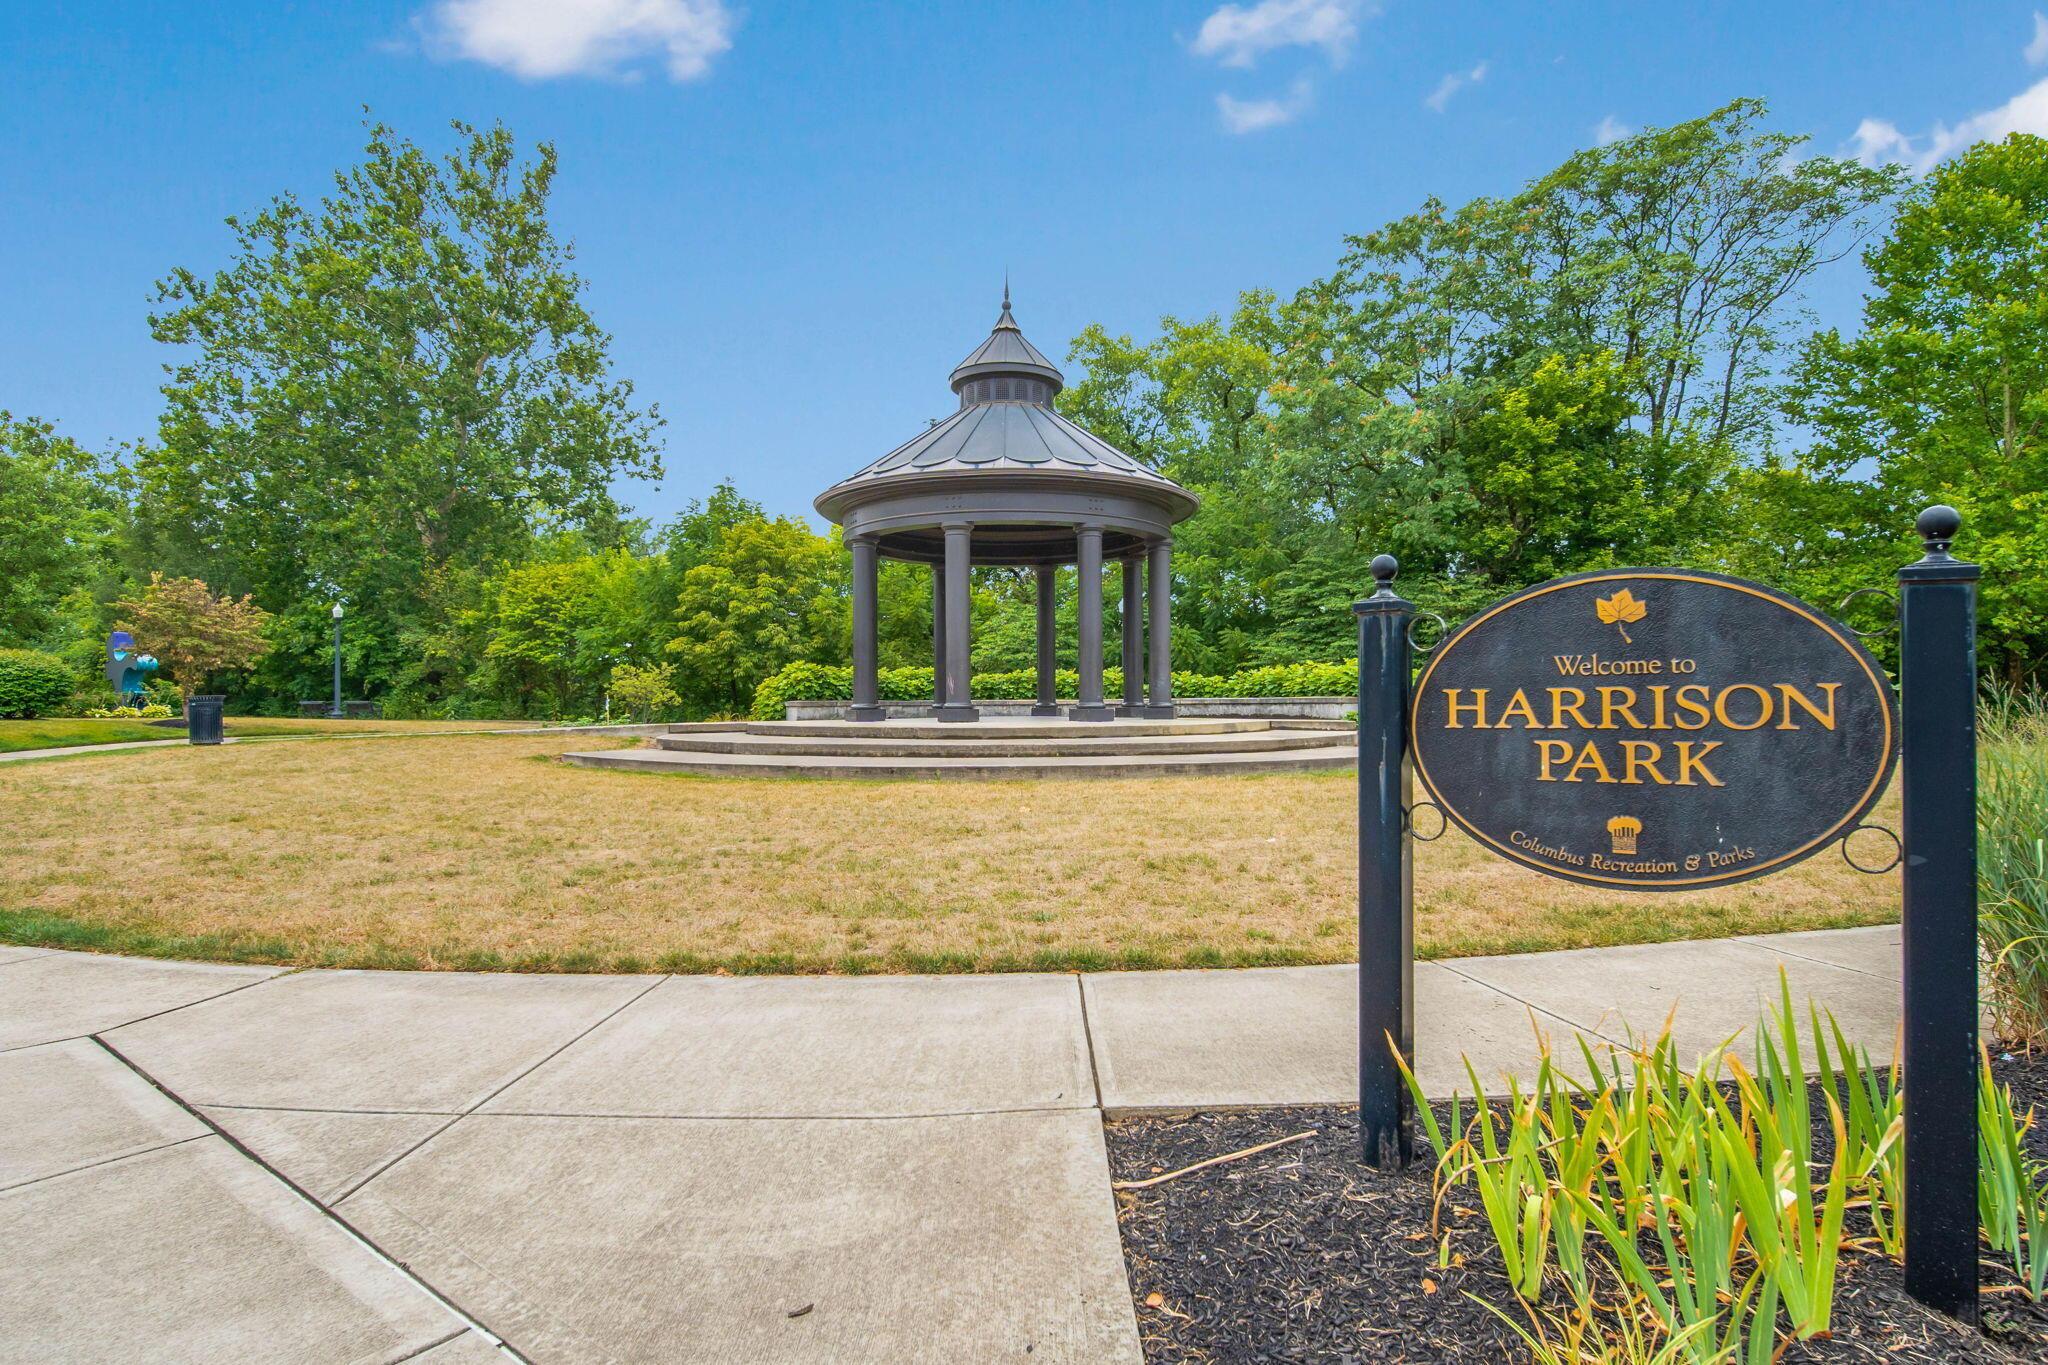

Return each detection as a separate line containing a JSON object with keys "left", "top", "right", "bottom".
{"left": 330, "top": 604, "right": 344, "bottom": 719}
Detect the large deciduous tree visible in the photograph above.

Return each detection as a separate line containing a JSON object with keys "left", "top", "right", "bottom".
{"left": 1058, "top": 100, "right": 1899, "bottom": 670}
{"left": 1784, "top": 133, "right": 2048, "bottom": 683}
{"left": 0, "top": 413, "right": 115, "bottom": 647}
{"left": 134, "top": 118, "right": 662, "bottom": 699}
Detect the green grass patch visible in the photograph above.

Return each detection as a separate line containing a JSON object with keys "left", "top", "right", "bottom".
{"left": 0, "top": 718, "right": 178, "bottom": 753}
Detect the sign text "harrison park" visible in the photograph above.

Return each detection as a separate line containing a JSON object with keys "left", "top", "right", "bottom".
{"left": 1437, "top": 667, "right": 1843, "bottom": 789}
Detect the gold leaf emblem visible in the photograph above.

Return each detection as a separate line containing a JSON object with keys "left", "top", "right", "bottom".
{"left": 1606, "top": 815, "right": 1642, "bottom": 855}
{"left": 1594, "top": 588, "right": 1648, "bottom": 643}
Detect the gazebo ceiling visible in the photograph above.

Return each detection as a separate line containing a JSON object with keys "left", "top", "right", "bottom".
{"left": 813, "top": 289, "right": 1199, "bottom": 544}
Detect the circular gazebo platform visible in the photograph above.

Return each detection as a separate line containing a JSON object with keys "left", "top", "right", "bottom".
{"left": 564, "top": 717, "right": 1356, "bottom": 780}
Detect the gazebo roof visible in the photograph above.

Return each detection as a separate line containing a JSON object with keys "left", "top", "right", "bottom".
{"left": 947, "top": 287, "right": 1064, "bottom": 391}
{"left": 815, "top": 290, "right": 1197, "bottom": 527}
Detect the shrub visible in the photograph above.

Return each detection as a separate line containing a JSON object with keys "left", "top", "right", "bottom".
{"left": 610, "top": 662, "right": 681, "bottom": 722}
{"left": 0, "top": 649, "right": 78, "bottom": 718}
{"left": 81, "top": 703, "right": 176, "bottom": 719}
{"left": 749, "top": 657, "right": 1358, "bottom": 719}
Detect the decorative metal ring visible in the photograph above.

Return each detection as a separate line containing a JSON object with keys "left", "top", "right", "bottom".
{"left": 1835, "top": 588, "right": 1899, "bottom": 640}
{"left": 1407, "top": 800, "right": 1447, "bottom": 842}
{"left": 1840, "top": 824, "right": 1902, "bottom": 875}
{"left": 1406, "top": 612, "right": 1450, "bottom": 654}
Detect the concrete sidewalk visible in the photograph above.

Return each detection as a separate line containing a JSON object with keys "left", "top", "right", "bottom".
{"left": 0, "top": 925, "right": 1904, "bottom": 1363}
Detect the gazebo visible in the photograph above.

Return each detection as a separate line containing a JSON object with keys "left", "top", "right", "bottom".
{"left": 814, "top": 290, "right": 1199, "bottom": 723}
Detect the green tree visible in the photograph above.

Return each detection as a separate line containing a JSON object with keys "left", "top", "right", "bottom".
{"left": 0, "top": 413, "right": 115, "bottom": 646}
{"left": 1785, "top": 133, "right": 2048, "bottom": 683}
{"left": 135, "top": 118, "right": 662, "bottom": 703}
{"left": 114, "top": 573, "right": 273, "bottom": 700}
{"left": 484, "top": 559, "right": 603, "bottom": 715}
{"left": 609, "top": 661, "right": 679, "bottom": 721}
{"left": 1059, "top": 99, "right": 1896, "bottom": 672}
{"left": 668, "top": 517, "right": 847, "bottom": 714}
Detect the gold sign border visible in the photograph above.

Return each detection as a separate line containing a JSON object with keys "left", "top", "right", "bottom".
{"left": 1411, "top": 569, "right": 1899, "bottom": 891}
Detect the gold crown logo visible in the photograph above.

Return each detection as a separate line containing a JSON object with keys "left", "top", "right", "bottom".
{"left": 1606, "top": 815, "right": 1642, "bottom": 855}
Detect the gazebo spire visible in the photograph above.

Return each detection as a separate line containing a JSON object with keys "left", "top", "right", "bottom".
{"left": 950, "top": 284, "right": 1062, "bottom": 397}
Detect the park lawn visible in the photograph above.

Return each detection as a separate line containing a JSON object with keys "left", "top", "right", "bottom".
{"left": 0, "top": 718, "right": 180, "bottom": 753}
{"left": 0, "top": 732, "right": 1901, "bottom": 974}
{"left": 0, "top": 715, "right": 543, "bottom": 755}
{"left": 223, "top": 716, "right": 542, "bottom": 737}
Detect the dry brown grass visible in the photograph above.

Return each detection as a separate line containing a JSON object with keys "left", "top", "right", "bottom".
{"left": 0, "top": 733, "right": 1899, "bottom": 973}
{"left": 225, "top": 717, "right": 542, "bottom": 736}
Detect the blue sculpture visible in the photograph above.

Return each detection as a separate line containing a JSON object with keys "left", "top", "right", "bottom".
{"left": 106, "top": 631, "right": 159, "bottom": 705}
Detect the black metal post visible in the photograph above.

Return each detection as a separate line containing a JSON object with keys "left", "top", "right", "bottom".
{"left": 1356, "top": 554, "right": 1415, "bottom": 1170}
{"left": 1897, "top": 504, "right": 1979, "bottom": 1322}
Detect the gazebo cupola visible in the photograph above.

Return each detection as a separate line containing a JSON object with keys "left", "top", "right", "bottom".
{"left": 815, "top": 288, "right": 1198, "bottom": 723}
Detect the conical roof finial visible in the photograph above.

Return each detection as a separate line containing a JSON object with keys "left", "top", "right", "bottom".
{"left": 949, "top": 280, "right": 1062, "bottom": 393}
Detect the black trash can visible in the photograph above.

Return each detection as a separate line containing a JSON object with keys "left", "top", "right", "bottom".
{"left": 186, "top": 695, "right": 226, "bottom": 746}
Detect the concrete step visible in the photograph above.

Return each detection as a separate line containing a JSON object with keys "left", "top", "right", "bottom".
{"left": 653, "top": 729, "right": 1348, "bottom": 759}
{"left": 564, "top": 744, "right": 1360, "bottom": 780}
{"left": 715, "top": 718, "right": 1276, "bottom": 740}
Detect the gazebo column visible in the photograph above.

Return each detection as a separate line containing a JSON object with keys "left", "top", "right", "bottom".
{"left": 936, "top": 522, "right": 978, "bottom": 723}
{"left": 848, "top": 535, "right": 883, "bottom": 722}
{"left": 930, "top": 562, "right": 946, "bottom": 710}
{"left": 1118, "top": 555, "right": 1144, "bottom": 717}
{"left": 1070, "top": 524, "right": 1113, "bottom": 721}
{"left": 1032, "top": 564, "right": 1059, "bottom": 717}
{"left": 1146, "top": 536, "right": 1175, "bottom": 718}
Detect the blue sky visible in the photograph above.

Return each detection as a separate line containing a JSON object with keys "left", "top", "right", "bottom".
{"left": 5, "top": 2, "right": 2046, "bottom": 528}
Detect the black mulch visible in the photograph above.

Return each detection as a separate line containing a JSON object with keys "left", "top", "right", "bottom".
{"left": 1108, "top": 1052, "right": 2048, "bottom": 1364}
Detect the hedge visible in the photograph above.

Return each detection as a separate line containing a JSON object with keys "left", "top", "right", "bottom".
{"left": 750, "top": 658, "right": 1355, "bottom": 720}
{"left": 0, "top": 649, "right": 79, "bottom": 719}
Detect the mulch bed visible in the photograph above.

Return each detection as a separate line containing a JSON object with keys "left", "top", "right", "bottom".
{"left": 1107, "top": 1052, "right": 2048, "bottom": 1363}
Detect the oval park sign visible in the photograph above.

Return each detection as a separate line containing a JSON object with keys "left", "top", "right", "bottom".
{"left": 1410, "top": 569, "right": 1898, "bottom": 890}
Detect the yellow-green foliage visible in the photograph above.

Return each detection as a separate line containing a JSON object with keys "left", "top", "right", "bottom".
{"left": 1402, "top": 972, "right": 2048, "bottom": 1359}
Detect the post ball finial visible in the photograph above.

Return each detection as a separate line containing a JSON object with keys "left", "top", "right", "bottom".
{"left": 1916, "top": 505, "right": 1961, "bottom": 558}
{"left": 1370, "top": 553, "right": 1398, "bottom": 586}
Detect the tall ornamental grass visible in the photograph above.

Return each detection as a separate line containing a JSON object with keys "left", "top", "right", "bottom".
{"left": 1981, "top": 686, "right": 2048, "bottom": 1048}
{"left": 1399, "top": 972, "right": 2048, "bottom": 1362}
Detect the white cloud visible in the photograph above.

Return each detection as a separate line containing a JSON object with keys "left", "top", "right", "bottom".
{"left": 2028, "top": 11, "right": 2048, "bottom": 66}
{"left": 418, "top": 0, "right": 735, "bottom": 82}
{"left": 1851, "top": 74, "right": 2048, "bottom": 174}
{"left": 1593, "top": 114, "right": 1632, "bottom": 146}
{"left": 1192, "top": 0, "right": 1371, "bottom": 69}
{"left": 1424, "top": 60, "right": 1488, "bottom": 112}
{"left": 1217, "top": 79, "right": 1313, "bottom": 133}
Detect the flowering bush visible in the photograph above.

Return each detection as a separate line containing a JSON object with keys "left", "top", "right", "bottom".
{"left": 81, "top": 703, "right": 177, "bottom": 719}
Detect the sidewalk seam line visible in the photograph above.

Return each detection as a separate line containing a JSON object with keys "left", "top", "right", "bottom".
{"left": 385, "top": 1327, "right": 471, "bottom": 1363}
{"left": 333, "top": 974, "right": 674, "bottom": 1204}
{"left": 1, "top": 968, "right": 287, "bottom": 1054}
{"left": 1074, "top": 973, "right": 1106, "bottom": 1111}
{"left": 469, "top": 1103, "right": 1085, "bottom": 1122}
{"left": 200, "top": 1103, "right": 463, "bottom": 1117}
{"left": 1433, "top": 961, "right": 1634, "bottom": 1049}
{"left": 1729, "top": 935, "right": 1897, "bottom": 981}
{"left": 89, "top": 1033, "right": 527, "bottom": 1363}
{"left": 0, "top": 1132, "right": 211, "bottom": 1195}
